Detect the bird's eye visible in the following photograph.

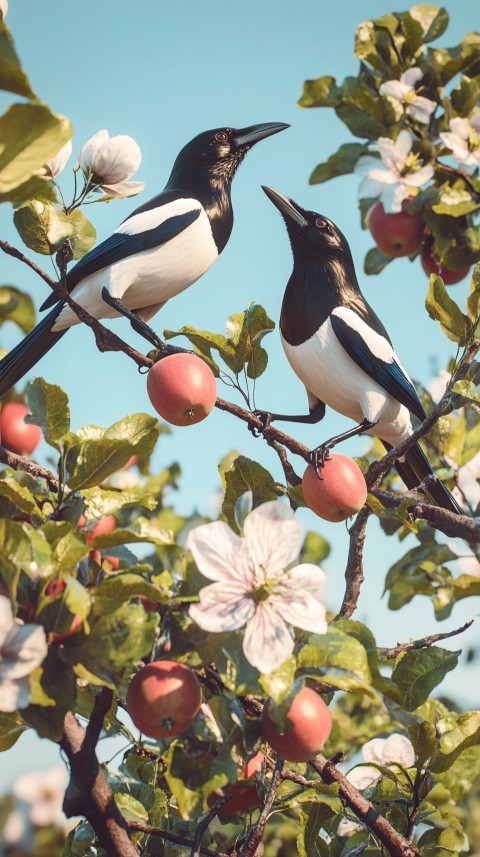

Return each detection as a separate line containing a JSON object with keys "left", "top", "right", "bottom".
{"left": 315, "top": 218, "right": 328, "bottom": 230}
{"left": 215, "top": 132, "right": 228, "bottom": 143}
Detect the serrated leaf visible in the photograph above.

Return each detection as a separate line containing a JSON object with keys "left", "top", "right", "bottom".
{"left": 425, "top": 274, "right": 470, "bottom": 344}
{"left": 0, "top": 285, "right": 35, "bottom": 332}
{"left": 219, "top": 454, "right": 279, "bottom": 533}
{"left": 0, "top": 104, "right": 72, "bottom": 194}
{"left": 0, "top": 21, "right": 36, "bottom": 99}
{"left": 392, "top": 647, "right": 459, "bottom": 711}
{"left": 66, "top": 209, "right": 96, "bottom": 260}
{"left": 26, "top": 377, "right": 70, "bottom": 449}
{"left": 309, "top": 143, "right": 366, "bottom": 185}
{"left": 14, "top": 200, "right": 74, "bottom": 254}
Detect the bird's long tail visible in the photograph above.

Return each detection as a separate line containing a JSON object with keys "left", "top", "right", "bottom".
{"left": 0, "top": 303, "right": 66, "bottom": 398}
{"left": 381, "top": 439, "right": 462, "bottom": 515}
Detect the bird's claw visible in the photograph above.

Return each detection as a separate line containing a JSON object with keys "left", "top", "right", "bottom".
{"left": 248, "top": 410, "right": 272, "bottom": 437}
{"left": 307, "top": 444, "right": 332, "bottom": 479}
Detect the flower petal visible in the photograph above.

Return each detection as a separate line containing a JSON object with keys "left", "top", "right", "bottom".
{"left": 345, "top": 765, "right": 380, "bottom": 790}
{"left": 0, "top": 676, "right": 31, "bottom": 713}
{"left": 189, "top": 581, "right": 255, "bottom": 632}
{"left": 401, "top": 67, "right": 423, "bottom": 88}
{"left": 380, "top": 182, "right": 408, "bottom": 213}
{"left": 94, "top": 134, "right": 142, "bottom": 183}
{"left": 379, "top": 80, "right": 408, "bottom": 101}
{"left": 383, "top": 734, "right": 415, "bottom": 767}
{"left": 270, "top": 587, "right": 327, "bottom": 635}
{"left": 403, "top": 164, "right": 434, "bottom": 187}
{"left": 187, "top": 520, "right": 254, "bottom": 585}
{"left": 243, "top": 501, "right": 304, "bottom": 580}
{"left": 392, "top": 130, "right": 413, "bottom": 172}
{"left": 0, "top": 595, "right": 14, "bottom": 648}
{"left": 407, "top": 96, "right": 436, "bottom": 123}
{"left": 286, "top": 563, "right": 327, "bottom": 595}
{"left": 0, "top": 624, "right": 47, "bottom": 680}
{"left": 354, "top": 154, "right": 391, "bottom": 177}
{"left": 100, "top": 180, "right": 145, "bottom": 198}
{"left": 243, "top": 602, "right": 294, "bottom": 673}
{"left": 78, "top": 129, "right": 109, "bottom": 175}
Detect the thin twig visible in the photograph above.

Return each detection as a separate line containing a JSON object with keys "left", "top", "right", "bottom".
{"left": 378, "top": 619, "right": 474, "bottom": 660}
{"left": 309, "top": 755, "right": 421, "bottom": 857}
{"left": 338, "top": 506, "right": 372, "bottom": 619}
{"left": 128, "top": 822, "right": 226, "bottom": 857}
{"left": 190, "top": 794, "right": 233, "bottom": 857}
{"left": 239, "top": 757, "right": 284, "bottom": 857}
{"left": 0, "top": 240, "right": 57, "bottom": 289}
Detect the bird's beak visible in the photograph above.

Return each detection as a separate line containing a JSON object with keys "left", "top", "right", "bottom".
{"left": 262, "top": 186, "right": 308, "bottom": 228}
{"left": 233, "top": 122, "right": 290, "bottom": 148}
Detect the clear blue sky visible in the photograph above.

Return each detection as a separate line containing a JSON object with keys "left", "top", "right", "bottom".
{"left": 1, "top": 0, "right": 479, "bottom": 791}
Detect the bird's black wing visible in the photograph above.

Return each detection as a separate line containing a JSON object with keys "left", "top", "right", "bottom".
{"left": 330, "top": 311, "right": 426, "bottom": 422}
{"left": 40, "top": 209, "right": 201, "bottom": 311}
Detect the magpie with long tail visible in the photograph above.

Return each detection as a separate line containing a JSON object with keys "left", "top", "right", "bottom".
{"left": 0, "top": 123, "right": 288, "bottom": 398}
{"left": 254, "top": 185, "right": 461, "bottom": 515}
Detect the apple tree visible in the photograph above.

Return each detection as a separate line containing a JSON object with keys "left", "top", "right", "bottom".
{"left": 1, "top": 5, "right": 480, "bottom": 857}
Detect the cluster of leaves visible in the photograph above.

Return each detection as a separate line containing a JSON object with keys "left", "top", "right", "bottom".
{"left": 299, "top": 4, "right": 480, "bottom": 273}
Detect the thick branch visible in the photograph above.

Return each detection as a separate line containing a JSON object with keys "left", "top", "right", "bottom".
{"left": 371, "top": 488, "right": 480, "bottom": 542}
{"left": 61, "top": 690, "right": 138, "bottom": 857}
{"left": 338, "top": 506, "right": 372, "bottom": 619}
{"left": 378, "top": 619, "right": 474, "bottom": 659}
{"left": 0, "top": 444, "right": 59, "bottom": 491}
{"left": 309, "top": 755, "right": 421, "bottom": 857}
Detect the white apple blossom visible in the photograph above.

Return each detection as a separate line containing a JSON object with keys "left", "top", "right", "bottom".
{"left": 187, "top": 501, "right": 328, "bottom": 674}
{"left": 38, "top": 139, "right": 73, "bottom": 179}
{"left": 0, "top": 595, "right": 48, "bottom": 712}
{"left": 0, "top": 0, "right": 8, "bottom": 19}
{"left": 380, "top": 68, "right": 437, "bottom": 124}
{"left": 337, "top": 817, "right": 362, "bottom": 837}
{"left": 440, "top": 115, "right": 480, "bottom": 175}
{"left": 428, "top": 368, "right": 451, "bottom": 403}
{"left": 453, "top": 450, "right": 480, "bottom": 513}
{"left": 354, "top": 129, "right": 434, "bottom": 213}
{"left": 346, "top": 733, "right": 415, "bottom": 789}
{"left": 13, "top": 765, "right": 68, "bottom": 828}
{"left": 78, "top": 129, "right": 144, "bottom": 197}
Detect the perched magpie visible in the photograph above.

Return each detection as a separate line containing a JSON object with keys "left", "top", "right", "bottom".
{"left": 0, "top": 123, "right": 288, "bottom": 397}
{"left": 256, "top": 185, "right": 461, "bottom": 515}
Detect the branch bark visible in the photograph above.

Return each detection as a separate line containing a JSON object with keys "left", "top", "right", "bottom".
{"left": 378, "top": 619, "right": 474, "bottom": 659}
{"left": 128, "top": 821, "right": 227, "bottom": 857}
{"left": 0, "top": 240, "right": 57, "bottom": 289}
{"left": 238, "top": 757, "right": 283, "bottom": 857}
{"left": 61, "top": 688, "right": 138, "bottom": 857}
{"left": 309, "top": 755, "right": 421, "bottom": 857}
{"left": 338, "top": 506, "right": 372, "bottom": 618}
{"left": 0, "top": 444, "right": 59, "bottom": 491}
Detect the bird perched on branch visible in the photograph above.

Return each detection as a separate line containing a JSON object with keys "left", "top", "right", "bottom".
{"left": 254, "top": 185, "right": 461, "bottom": 515}
{"left": 0, "top": 123, "right": 288, "bottom": 397}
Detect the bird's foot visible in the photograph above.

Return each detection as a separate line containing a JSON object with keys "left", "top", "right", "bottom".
{"left": 248, "top": 410, "right": 272, "bottom": 437}
{"left": 307, "top": 443, "right": 332, "bottom": 479}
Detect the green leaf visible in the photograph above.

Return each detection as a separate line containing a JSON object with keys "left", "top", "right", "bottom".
{"left": 0, "top": 285, "right": 35, "bottom": 332}
{"left": 0, "top": 20, "right": 36, "bottom": 99}
{"left": 0, "top": 519, "right": 51, "bottom": 599}
{"left": 309, "top": 143, "right": 366, "bottom": 185}
{"left": 404, "top": 5, "right": 449, "bottom": 45}
{"left": 90, "top": 516, "right": 173, "bottom": 549}
{"left": 298, "top": 76, "right": 342, "bottom": 108}
{"left": 95, "top": 571, "right": 169, "bottom": 605}
{"left": 14, "top": 201, "right": 73, "bottom": 255}
{"left": 364, "top": 247, "right": 393, "bottom": 276}
{"left": 451, "top": 379, "right": 480, "bottom": 403}
{"left": 425, "top": 274, "right": 470, "bottom": 344}
{"left": 299, "top": 531, "right": 330, "bottom": 564}
{"left": 451, "top": 73, "right": 480, "bottom": 115}
{"left": 0, "top": 711, "right": 28, "bottom": 752}
{"left": 114, "top": 793, "right": 149, "bottom": 824}
{"left": 64, "top": 603, "right": 157, "bottom": 687}
{"left": 82, "top": 486, "right": 157, "bottom": 518}
{"left": 409, "top": 720, "right": 437, "bottom": 761}
{"left": 0, "top": 104, "right": 72, "bottom": 194}
{"left": 230, "top": 303, "right": 275, "bottom": 379}
{"left": 165, "top": 324, "right": 231, "bottom": 375}
{"left": 41, "top": 521, "right": 90, "bottom": 571}
{"left": 354, "top": 18, "right": 400, "bottom": 73}
{"left": 430, "top": 711, "right": 480, "bottom": 773}
{"left": 259, "top": 656, "right": 296, "bottom": 704}
{"left": 0, "top": 173, "right": 58, "bottom": 207}
{"left": 219, "top": 454, "right": 279, "bottom": 533}
{"left": 22, "top": 650, "right": 76, "bottom": 739}
{"left": 297, "top": 803, "right": 330, "bottom": 857}
{"left": 466, "top": 263, "right": 480, "bottom": 324}
{"left": 65, "top": 209, "right": 97, "bottom": 260}
{"left": 26, "top": 377, "right": 70, "bottom": 449}
{"left": 392, "top": 647, "right": 459, "bottom": 711}
{"left": 432, "top": 185, "right": 479, "bottom": 218}
{"left": 0, "top": 475, "right": 40, "bottom": 516}
{"left": 297, "top": 627, "right": 375, "bottom": 697}
{"left": 64, "top": 413, "right": 159, "bottom": 489}
{"left": 37, "top": 573, "right": 91, "bottom": 637}
{"left": 429, "top": 33, "right": 480, "bottom": 86}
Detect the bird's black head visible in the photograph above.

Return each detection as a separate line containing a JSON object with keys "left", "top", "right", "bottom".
{"left": 168, "top": 124, "right": 289, "bottom": 189}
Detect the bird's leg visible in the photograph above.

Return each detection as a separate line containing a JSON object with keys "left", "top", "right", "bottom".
{"left": 249, "top": 401, "right": 325, "bottom": 437}
{"left": 101, "top": 288, "right": 172, "bottom": 354}
{"left": 309, "top": 418, "right": 377, "bottom": 478}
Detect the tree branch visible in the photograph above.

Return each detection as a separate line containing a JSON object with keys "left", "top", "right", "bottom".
{"left": 190, "top": 794, "right": 233, "bottom": 857}
{"left": 378, "top": 619, "right": 474, "bottom": 659}
{"left": 370, "top": 487, "right": 480, "bottom": 542}
{"left": 309, "top": 755, "right": 421, "bottom": 857}
{"left": 239, "top": 757, "right": 283, "bottom": 857}
{"left": 128, "top": 822, "right": 227, "bottom": 857}
{"left": 338, "top": 506, "right": 372, "bottom": 619}
{"left": 0, "top": 240, "right": 57, "bottom": 289}
{"left": 0, "top": 444, "right": 59, "bottom": 491}
{"left": 61, "top": 689, "right": 138, "bottom": 857}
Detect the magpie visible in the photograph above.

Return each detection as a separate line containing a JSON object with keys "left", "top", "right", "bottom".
{"left": 0, "top": 123, "right": 288, "bottom": 397}
{"left": 255, "top": 185, "right": 461, "bottom": 515}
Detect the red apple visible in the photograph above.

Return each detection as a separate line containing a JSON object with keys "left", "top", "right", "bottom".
{"left": 121, "top": 455, "right": 138, "bottom": 470}
{"left": 50, "top": 613, "right": 83, "bottom": 644}
{"left": 45, "top": 576, "right": 67, "bottom": 597}
{"left": 208, "top": 751, "right": 265, "bottom": 818}
{"left": 420, "top": 236, "right": 470, "bottom": 285}
{"left": 147, "top": 354, "right": 217, "bottom": 426}
{"left": 367, "top": 200, "right": 424, "bottom": 258}
{"left": 80, "top": 514, "right": 117, "bottom": 544}
{"left": 0, "top": 403, "right": 41, "bottom": 456}
{"left": 302, "top": 454, "right": 367, "bottom": 522}
{"left": 126, "top": 660, "right": 202, "bottom": 740}
{"left": 261, "top": 688, "right": 332, "bottom": 762}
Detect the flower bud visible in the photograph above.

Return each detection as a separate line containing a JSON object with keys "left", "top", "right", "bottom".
{"left": 40, "top": 139, "right": 72, "bottom": 179}
{"left": 0, "top": 0, "right": 8, "bottom": 19}
{"left": 78, "top": 129, "right": 144, "bottom": 197}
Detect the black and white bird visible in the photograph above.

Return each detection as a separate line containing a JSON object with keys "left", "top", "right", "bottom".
{"left": 256, "top": 185, "right": 461, "bottom": 514}
{"left": 0, "top": 123, "right": 288, "bottom": 397}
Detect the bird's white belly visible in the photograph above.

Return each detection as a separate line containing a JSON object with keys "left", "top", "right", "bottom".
{"left": 52, "top": 210, "right": 218, "bottom": 331}
{"left": 281, "top": 319, "right": 412, "bottom": 444}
